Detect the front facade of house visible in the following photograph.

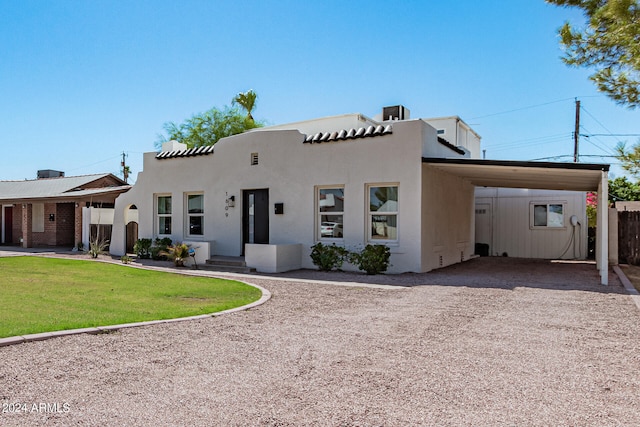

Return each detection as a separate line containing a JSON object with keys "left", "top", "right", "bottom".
{"left": 110, "top": 107, "right": 609, "bottom": 283}
{"left": 111, "top": 111, "right": 479, "bottom": 273}
{"left": 0, "top": 172, "right": 130, "bottom": 249}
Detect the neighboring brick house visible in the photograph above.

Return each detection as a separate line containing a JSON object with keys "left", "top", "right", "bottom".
{"left": 0, "top": 171, "right": 130, "bottom": 249}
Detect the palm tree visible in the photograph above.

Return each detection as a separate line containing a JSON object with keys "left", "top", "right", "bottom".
{"left": 232, "top": 89, "right": 257, "bottom": 121}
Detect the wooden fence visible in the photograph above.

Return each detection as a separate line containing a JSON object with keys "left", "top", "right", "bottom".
{"left": 618, "top": 210, "right": 640, "bottom": 265}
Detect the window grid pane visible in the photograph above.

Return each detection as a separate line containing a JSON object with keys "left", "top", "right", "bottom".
{"left": 186, "top": 194, "right": 204, "bottom": 236}
{"left": 157, "top": 196, "right": 172, "bottom": 235}
{"left": 188, "top": 195, "right": 204, "bottom": 214}
{"left": 318, "top": 187, "right": 344, "bottom": 239}
{"left": 158, "top": 196, "right": 171, "bottom": 214}
{"left": 534, "top": 205, "right": 547, "bottom": 226}
{"left": 533, "top": 203, "right": 564, "bottom": 228}
{"left": 368, "top": 185, "right": 398, "bottom": 241}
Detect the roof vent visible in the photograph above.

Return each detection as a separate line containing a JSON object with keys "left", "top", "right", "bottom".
{"left": 382, "top": 105, "right": 410, "bottom": 121}
{"left": 37, "top": 170, "right": 65, "bottom": 179}
{"left": 161, "top": 140, "right": 188, "bottom": 152}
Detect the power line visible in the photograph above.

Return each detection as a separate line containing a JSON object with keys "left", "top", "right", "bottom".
{"left": 584, "top": 134, "right": 640, "bottom": 137}
{"left": 579, "top": 125, "right": 617, "bottom": 156}
{"left": 469, "top": 97, "right": 575, "bottom": 120}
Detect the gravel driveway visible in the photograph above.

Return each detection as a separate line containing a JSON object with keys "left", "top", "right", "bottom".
{"left": 1, "top": 256, "right": 640, "bottom": 426}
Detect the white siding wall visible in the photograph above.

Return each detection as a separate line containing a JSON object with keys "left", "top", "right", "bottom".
{"left": 475, "top": 188, "right": 588, "bottom": 259}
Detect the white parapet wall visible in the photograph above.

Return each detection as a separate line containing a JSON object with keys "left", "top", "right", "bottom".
{"left": 245, "top": 243, "right": 302, "bottom": 273}
{"left": 183, "top": 241, "right": 213, "bottom": 268}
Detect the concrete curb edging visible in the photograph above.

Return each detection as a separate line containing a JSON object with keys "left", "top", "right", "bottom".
{"left": 0, "top": 282, "right": 271, "bottom": 348}
{"left": 613, "top": 265, "right": 640, "bottom": 311}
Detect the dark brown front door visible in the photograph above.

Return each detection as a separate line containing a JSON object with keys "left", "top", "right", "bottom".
{"left": 243, "top": 189, "right": 269, "bottom": 252}
{"left": 126, "top": 221, "right": 138, "bottom": 253}
{"left": 56, "top": 203, "right": 75, "bottom": 247}
{"left": 3, "top": 206, "right": 12, "bottom": 244}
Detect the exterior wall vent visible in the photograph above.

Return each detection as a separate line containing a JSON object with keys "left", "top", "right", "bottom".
{"left": 251, "top": 152, "right": 259, "bottom": 165}
{"left": 382, "top": 105, "right": 410, "bottom": 121}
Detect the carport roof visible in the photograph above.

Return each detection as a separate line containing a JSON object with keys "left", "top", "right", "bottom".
{"left": 422, "top": 157, "right": 609, "bottom": 191}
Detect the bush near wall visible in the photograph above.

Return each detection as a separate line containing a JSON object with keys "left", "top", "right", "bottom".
{"left": 310, "top": 243, "right": 391, "bottom": 274}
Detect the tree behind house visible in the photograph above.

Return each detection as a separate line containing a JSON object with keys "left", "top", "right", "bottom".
{"left": 155, "top": 91, "right": 264, "bottom": 149}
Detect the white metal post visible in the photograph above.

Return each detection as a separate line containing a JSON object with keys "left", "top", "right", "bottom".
{"left": 597, "top": 171, "right": 609, "bottom": 285}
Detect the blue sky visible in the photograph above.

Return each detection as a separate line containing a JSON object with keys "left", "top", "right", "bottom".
{"left": 1, "top": 0, "right": 638, "bottom": 183}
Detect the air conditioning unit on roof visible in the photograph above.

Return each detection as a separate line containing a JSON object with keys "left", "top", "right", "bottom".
{"left": 382, "top": 105, "right": 410, "bottom": 121}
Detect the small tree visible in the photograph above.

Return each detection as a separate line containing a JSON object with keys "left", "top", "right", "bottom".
{"left": 615, "top": 141, "right": 640, "bottom": 177}
{"left": 155, "top": 91, "right": 264, "bottom": 150}
{"left": 232, "top": 89, "right": 258, "bottom": 122}
{"left": 547, "top": 0, "right": 640, "bottom": 108}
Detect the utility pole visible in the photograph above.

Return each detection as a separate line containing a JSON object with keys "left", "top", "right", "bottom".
{"left": 121, "top": 151, "right": 129, "bottom": 183}
{"left": 573, "top": 98, "right": 580, "bottom": 162}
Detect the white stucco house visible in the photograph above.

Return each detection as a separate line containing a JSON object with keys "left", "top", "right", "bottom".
{"left": 110, "top": 106, "right": 610, "bottom": 284}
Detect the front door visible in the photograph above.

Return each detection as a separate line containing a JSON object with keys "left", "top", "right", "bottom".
{"left": 243, "top": 189, "right": 269, "bottom": 252}
{"left": 474, "top": 202, "right": 492, "bottom": 256}
{"left": 3, "top": 206, "right": 12, "bottom": 244}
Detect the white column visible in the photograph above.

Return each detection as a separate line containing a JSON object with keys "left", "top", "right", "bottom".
{"left": 597, "top": 171, "right": 609, "bottom": 285}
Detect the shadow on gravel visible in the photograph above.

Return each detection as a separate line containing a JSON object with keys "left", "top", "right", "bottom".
{"left": 256, "top": 257, "right": 625, "bottom": 294}
{"left": 0, "top": 247, "right": 623, "bottom": 294}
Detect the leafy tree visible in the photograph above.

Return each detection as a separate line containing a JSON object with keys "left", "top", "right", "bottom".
{"left": 608, "top": 176, "right": 640, "bottom": 201}
{"left": 547, "top": 0, "right": 640, "bottom": 108}
{"left": 615, "top": 140, "right": 640, "bottom": 176}
{"left": 232, "top": 89, "right": 258, "bottom": 121}
{"left": 156, "top": 92, "right": 264, "bottom": 149}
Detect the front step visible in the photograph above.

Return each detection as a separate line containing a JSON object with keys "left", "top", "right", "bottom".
{"left": 202, "top": 256, "right": 255, "bottom": 274}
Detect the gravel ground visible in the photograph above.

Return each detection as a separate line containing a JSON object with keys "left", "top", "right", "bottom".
{"left": 1, "top": 255, "right": 640, "bottom": 426}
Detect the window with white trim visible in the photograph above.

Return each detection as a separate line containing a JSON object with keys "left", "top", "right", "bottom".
{"left": 531, "top": 203, "right": 564, "bottom": 228}
{"left": 368, "top": 185, "right": 398, "bottom": 241}
{"left": 156, "top": 195, "right": 172, "bottom": 235}
{"left": 186, "top": 193, "right": 204, "bottom": 236}
{"left": 317, "top": 187, "right": 345, "bottom": 239}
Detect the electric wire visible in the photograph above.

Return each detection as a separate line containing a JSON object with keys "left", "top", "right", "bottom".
{"left": 469, "top": 97, "right": 575, "bottom": 120}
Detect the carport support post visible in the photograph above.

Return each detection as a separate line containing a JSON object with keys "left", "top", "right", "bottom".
{"left": 596, "top": 171, "right": 609, "bottom": 285}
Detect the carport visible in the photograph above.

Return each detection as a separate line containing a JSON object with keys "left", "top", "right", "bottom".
{"left": 423, "top": 158, "right": 610, "bottom": 285}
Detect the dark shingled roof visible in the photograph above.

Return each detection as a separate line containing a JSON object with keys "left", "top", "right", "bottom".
{"left": 303, "top": 124, "right": 393, "bottom": 144}
{"left": 156, "top": 145, "right": 215, "bottom": 160}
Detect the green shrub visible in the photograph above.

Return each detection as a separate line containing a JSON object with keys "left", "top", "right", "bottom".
{"left": 161, "top": 242, "right": 191, "bottom": 267}
{"left": 310, "top": 242, "right": 350, "bottom": 271}
{"left": 151, "top": 237, "right": 173, "bottom": 260}
{"left": 134, "top": 238, "right": 152, "bottom": 259}
{"left": 87, "top": 236, "right": 109, "bottom": 259}
{"left": 349, "top": 244, "right": 391, "bottom": 275}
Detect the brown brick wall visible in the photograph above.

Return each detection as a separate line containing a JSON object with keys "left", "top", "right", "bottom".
{"left": 31, "top": 203, "right": 57, "bottom": 246}
{"left": 11, "top": 205, "right": 21, "bottom": 244}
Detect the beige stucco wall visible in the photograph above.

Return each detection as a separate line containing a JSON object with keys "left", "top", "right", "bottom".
{"left": 421, "top": 165, "right": 475, "bottom": 272}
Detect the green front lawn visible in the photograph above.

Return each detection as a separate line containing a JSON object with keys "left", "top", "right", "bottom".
{"left": 0, "top": 256, "right": 262, "bottom": 338}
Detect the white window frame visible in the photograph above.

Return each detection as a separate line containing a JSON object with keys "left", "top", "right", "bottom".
{"left": 316, "top": 186, "right": 345, "bottom": 241}
{"left": 530, "top": 202, "right": 566, "bottom": 229}
{"left": 155, "top": 194, "right": 172, "bottom": 236}
{"left": 185, "top": 192, "right": 204, "bottom": 237}
{"left": 367, "top": 184, "right": 399, "bottom": 243}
